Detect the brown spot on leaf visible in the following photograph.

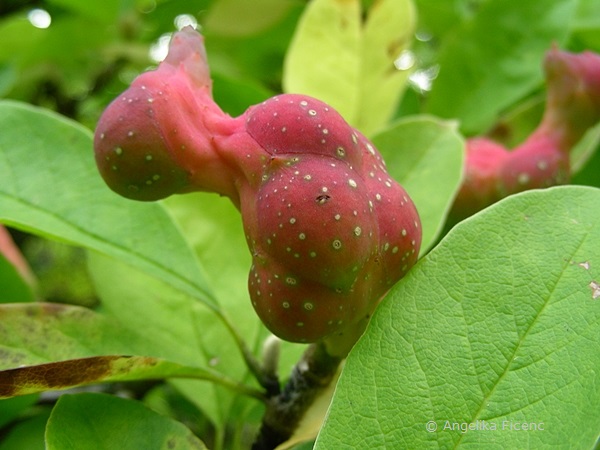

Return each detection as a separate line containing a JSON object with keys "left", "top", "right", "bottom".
{"left": 0, "top": 356, "right": 125, "bottom": 398}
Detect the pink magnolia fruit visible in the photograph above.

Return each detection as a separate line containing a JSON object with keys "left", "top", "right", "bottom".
{"left": 451, "top": 47, "right": 600, "bottom": 221}
{"left": 93, "top": 27, "right": 421, "bottom": 353}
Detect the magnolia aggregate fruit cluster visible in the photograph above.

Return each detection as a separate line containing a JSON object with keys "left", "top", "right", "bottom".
{"left": 94, "top": 27, "right": 422, "bottom": 346}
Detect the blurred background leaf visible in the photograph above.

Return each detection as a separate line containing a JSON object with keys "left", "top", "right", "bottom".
{"left": 284, "top": 0, "right": 416, "bottom": 136}
{"left": 422, "top": 0, "right": 578, "bottom": 135}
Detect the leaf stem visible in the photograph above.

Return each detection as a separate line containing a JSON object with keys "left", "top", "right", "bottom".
{"left": 218, "top": 309, "right": 281, "bottom": 396}
{"left": 192, "top": 301, "right": 280, "bottom": 396}
{"left": 197, "top": 367, "right": 268, "bottom": 403}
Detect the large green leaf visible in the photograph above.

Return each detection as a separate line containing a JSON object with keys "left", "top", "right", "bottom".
{"left": 573, "top": 0, "right": 600, "bottom": 31}
{"left": 211, "top": 72, "right": 274, "bottom": 117}
{"left": 571, "top": 122, "right": 600, "bottom": 182}
{"left": 283, "top": 0, "right": 416, "bottom": 136}
{"left": 412, "top": 0, "right": 483, "bottom": 38}
{"left": 46, "top": 393, "right": 208, "bottom": 450}
{"left": 316, "top": 186, "right": 600, "bottom": 448}
{"left": 424, "top": 0, "right": 578, "bottom": 134}
{"left": 572, "top": 142, "right": 600, "bottom": 189}
{"left": 372, "top": 116, "right": 464, "bottom": 254}
{"left": 0, "top": 101, "right": 215, "bottom": 308}
{"left": 573, "top": 0, "right": 600, "bottom": 51}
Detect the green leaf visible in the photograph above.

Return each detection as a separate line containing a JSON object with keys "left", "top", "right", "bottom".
{"left": 165, "top": 194, "right": 308, "bottom": 378}
{"left": 573, "top": 0, "right": 600, "bottom": 31}
{"left": 201, "top": 6, "right": 299, "bottom": 91}
{"left": 283, "top": 0, "right": 416, "bottom": 136}
{"left": 45, "top": 0, "right": 120, "bottom": 24}
{"left": 0, "top": 18, "right": 46, "bottom": 64}
{"left": 0, "top": 395, "right": 39, "bottom": 429}
{"left": 425, "top": 0, "right": 578, "bottom": 134}
{"left": 572, "top": 141, "right": 600, "bottom": 189}
{"left": 163, "top": 193, "right": 279, "bottom": 349}
{"left": 571, "top": 121, "right": 600, "bottom": 175}
{"left": 46, "top": 393, "right": 208, "bottom": 450}
{"left": 203, "top": 0, "right": 296, "bottom": 37}
{"left": 0, "top": 409, "right": 49, "bottom": 450}
{"left": 0, "top": 100, "right": 216, "bottom": 308}
{"left": 316, "top": 186, "right": 600, "bottom": 448}
{"left": 412, "top": 0, "right": 479, "bottom": 38}
{"left": 0, "top": 301, "right": 263, "bottom": 402}
{"left": 0, "top": 63, "right": 17, "bottom": 97}
{"left": 212, "top": 72, "right": 274, "bottom": 117}
{"left": 87, "top": 251, "right": 227, "bottom": 367}
{"left": 162, "top": 194, "right": 263, "bottom": 345}
{"left": 160, "top": 193, "right": 305, "bottom": 423}
{"left": 0, "top": 253, "right": 34, "bottom": 303}
{"left": 372, "top": 116, "right": 465, "bottom": 254}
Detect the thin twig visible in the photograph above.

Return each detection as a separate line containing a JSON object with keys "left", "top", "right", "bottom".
{"left": 191, "top": 301, "right": 279, "bottom": 396}
{"left": 251, "top": 341, "right": 343, "bottom": 450}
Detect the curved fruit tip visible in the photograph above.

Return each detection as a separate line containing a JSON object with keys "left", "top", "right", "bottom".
{"left": 163, "top": 26, "right": 212, "bottom": 89}
{"left": 544, "top": 46, "right": 600, "bottom": 109}
{"left": 450, "top": 137, "right": 509, "bottom": 221}
{"left": 94, "top": 27, "right": 242, "bottom": 201}
{"left": 541, "top": 47, "right": 600, "bottom": 149}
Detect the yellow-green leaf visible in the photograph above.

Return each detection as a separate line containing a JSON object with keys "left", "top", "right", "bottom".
{"left": 284, "top": 0, "right": 416, "bottom": 136}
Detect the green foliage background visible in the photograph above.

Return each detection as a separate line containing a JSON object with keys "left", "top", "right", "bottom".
{"left": 0, "top": 0, "right": 599, "bottom": 449}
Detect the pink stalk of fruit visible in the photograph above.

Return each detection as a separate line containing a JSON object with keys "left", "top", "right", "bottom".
{"left": 94, "top": 27, "right": 421, "bottom": 356}
{"left": 451, "top": 47, "right": 600, "bottom": 221}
